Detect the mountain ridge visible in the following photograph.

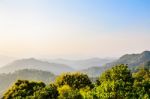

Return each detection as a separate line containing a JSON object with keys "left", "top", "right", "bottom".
{"left": 82, "top": 51, "right": 150, "bottom": 77}
{"left": 107, "top": 51, "right": 150, "bottom": 68}
{"left": 0, "top": 58, "right": 74, "bottom": 75}
{"left": 49, "top": 57, "right": 115, "bottom": 70}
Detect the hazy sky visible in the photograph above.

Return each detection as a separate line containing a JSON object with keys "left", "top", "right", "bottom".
{"left": 0, "top": 0, "right": 150, "bottom": 59}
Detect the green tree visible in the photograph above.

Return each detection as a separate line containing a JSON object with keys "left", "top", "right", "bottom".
{"left": 33, "top": 84, "right": 59, "bottom": 99}
{"left": 132, "top": 68, "right": 150, "bottom": 98}
{"left": 57, "top": 85, "right": 83, "bottom": 99}
{"left": 3, "top": 80, "right": 45, "bottom": 99}
{"left": 95, "top": 64, "right": 134, "bottom": 99}
{"left": 79, "top": 86, "right": 97, "bottom": 99}
{"left": 55, "top": 72, "right": 92, "bottom": 89}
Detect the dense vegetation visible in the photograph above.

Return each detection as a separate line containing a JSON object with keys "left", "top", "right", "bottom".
{"left": 0, "top": 69, "right": 55, "bottom": 96}
{"left": 2, "top": 64, "right": 150, "bottom": 99}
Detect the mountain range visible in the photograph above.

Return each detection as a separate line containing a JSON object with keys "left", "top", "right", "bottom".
{"left": 0, "top": 51, "right": 150, "bottom": 77}
{"left": 82, "top": 51, "right": 150, "bottom": 76}
{"left": 0, "top": 58, "right": 74, "bottom": 75}
{"left": 0, "top": 57, "right": 115, "bottom": 74}
{"left": 49, "top": 57, "right": 115, "bottom": 70}
{"left": 107, "top": 51, "right": 150, "bottom": 68}
{"left": 1, "top": 51, "right": 150, "bottom": 96}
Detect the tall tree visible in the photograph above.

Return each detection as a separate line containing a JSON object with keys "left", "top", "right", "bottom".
{"left": 95, "top": 64, "right": 133, "bottom": 99}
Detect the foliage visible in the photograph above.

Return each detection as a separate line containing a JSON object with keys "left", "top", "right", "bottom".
{"left": 2, "top": 64, "right": 150, "bottom": 99}
{"left": 57, "top": 85, "right": 72, "bottom": 95}
{"left": 132, "top": 68, "right": 150, "bottom": 98}
{"left": 2, "top": 80, "right": 45, "bottom": 99}
{"left": 79, "top": 86, "right": 97, "bottom": 99}
{"left": 94, "top": 64, "right": 134, "bottom": 99}
{"left": 0, "top": 69, "right": 55, "bottom": 96}
{"left": 57, "top": 85, "right": 83, "bottom": 99}
{"left": 55, "top": 72, "right": 92, "bottom": 89}
{"left": 33, "top": 84, "right": 58, "bottom": 99}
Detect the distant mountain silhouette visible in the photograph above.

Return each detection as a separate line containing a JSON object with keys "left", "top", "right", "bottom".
{"left": 1, "top": 51, "right": 150, "bottom": 77}
{"left": 82, "top": 51, "right": 150, "bottom": 77}
{"left": 0, "top": 58, "right": 74, "bottom": 74}
{"left": 107, "top": 51, "right": 150, "bottom": 68}
{"left": 49, "top": 57, "right": 115, "bottom": 70}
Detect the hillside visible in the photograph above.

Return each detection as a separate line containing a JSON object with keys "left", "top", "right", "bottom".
{"left": 0, "top": 69, "right": 55, "bottom": 97}
{"left": 0, "top": 58, "right": 74, "bottom": 75}
{"left": 107, "top": 51, "right": 150, "bottom": 68}
{"left": 82, "top": 51, "right": 150, "bottom": 76}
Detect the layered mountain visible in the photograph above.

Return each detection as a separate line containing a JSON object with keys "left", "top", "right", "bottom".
{"left": 107, "top": 51, "right": 150, "bottom": 68}
{"left": 0, "top": 69, "right": 55, "bottom": 97}
{"left": 82, "top": 51, "right": 150, "bottom": 77}
{"left": 0, "top": 58, "right": 74, "bottom": 75}
{"left": 49, "top": 57, "right": 115, "bottom": 70}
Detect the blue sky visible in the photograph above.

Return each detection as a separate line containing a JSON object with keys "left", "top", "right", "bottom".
{"left": 0, "top": 0, "right": 150, "bottom": 59}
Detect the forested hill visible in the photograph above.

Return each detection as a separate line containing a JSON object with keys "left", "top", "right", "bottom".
{"left": 82, "top": 51, "right": 150, "bottom": 76}
{"left": 0, "top": 69, "right": 55, "bottom": 97}
{"left": 107, "top": 51, "right": 150, "bottom": 68}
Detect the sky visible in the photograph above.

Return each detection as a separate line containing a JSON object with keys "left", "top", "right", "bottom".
{"left": 0, "top": 0, "right": 150, "bottom": 59}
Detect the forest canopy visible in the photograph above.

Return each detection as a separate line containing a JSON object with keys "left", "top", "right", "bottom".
{"left": 2, "top": 64, "right": 150, "bottom": 99}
